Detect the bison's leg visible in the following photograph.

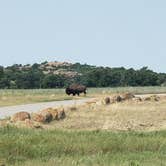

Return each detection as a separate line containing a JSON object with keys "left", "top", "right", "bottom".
{"left": 72, "top": 92, "right": 76, "bottom": 96}
{"left": 77, "top": 92, "right": 80, "bottom": 96}
{"left": 68, "top": 92, "right": 71, "bottom": 96}
{"left": 84, "top": 91, "right": 86, "bottom": 95}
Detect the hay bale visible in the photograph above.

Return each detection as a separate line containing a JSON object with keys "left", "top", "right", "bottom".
{"left": 41, "top": 108, "right": 58, "bottom": 120}
{"left": 104, "top": 97, "right": 111, "bottom": 105}
{"left": 11, "top": 112, "right": 30, "bottom": 122}
{"left": 33, "top": 107, "right": 65, "bottom": 123}
{"left": 12, "top": 119, "right": 42, "bottom": 129}
{"left": 48, "top": 109, "right": 58, "bottom": 120}
{"left": 144, "top": 97, "right": 151, "bottom": 101}
{"left": 57, "top": 108, "right": 66, "bottom": 120}
{"left": 121, "top": 92, "right": 135, "bottom": 100}
{"left": 116, "top": 96, "right": 122, "bottom": 102}
{"left": 112, "top": 95, "right": 123, "bottom": 103}
{"left": 32, "top": 113, "right": 45, "bottom": 123}
{"left": 132, "top": 97, "right": 142, "bottom": 102}
{"left": 143, "top": 95, "right": 160, "bottom": 102}
{"left": 150, "top": 95, "right": 160, "bottom": 101}
{"left": 24, "top": 119, "right": 42, "bottom": 129}
{"left": 40, "top": 111, "right": 53, "bottom": 123}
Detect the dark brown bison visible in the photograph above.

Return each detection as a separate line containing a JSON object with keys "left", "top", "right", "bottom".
{"left": 65, "top": 84, "right": 87, "bottom": 96}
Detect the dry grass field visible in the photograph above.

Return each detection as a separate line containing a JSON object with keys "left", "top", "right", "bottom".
{"left": 0, "top": 89, "right": 74, "bottom": 107}
{"left": 43, "top": 94, "right": 166, "bottom": 132}
{"left": 0, "top": 86, "right": 166, "bottom": 107}
{"left": 1, "top": 90, "right": 166, "bottom": 132}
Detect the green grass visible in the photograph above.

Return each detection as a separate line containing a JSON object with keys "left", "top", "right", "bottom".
{"left": 0, "top": 127, "right": 166, "bottom": 166}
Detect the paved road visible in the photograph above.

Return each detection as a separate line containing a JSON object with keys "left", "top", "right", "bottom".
{"left": 0, "top": 98, "right": 91, "bottom": 119}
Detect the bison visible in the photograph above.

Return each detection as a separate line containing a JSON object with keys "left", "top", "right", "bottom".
{"left": 65, "top": 84, "right": 87, "bottom": 96}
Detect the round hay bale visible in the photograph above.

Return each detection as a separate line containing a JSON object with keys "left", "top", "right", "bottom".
{"left": 112, "top": 95, "right": 123, "bottom": 103}
{"left": 132, "top": 97, "right": 142, "bottom": 102}
{"left": 32, "top": 113, "right": 45, "bottom": 123}
{"left": 104, "top": 97, "right": 111, "bottom": 105}
{"left": 40, "top": 111, "right": 53, "bottom": 123}
{"left": 41, "top": 108, "right": 58, "bottom": 120}
{"left": 24, "top": 119, "right": 41, "bottom": 128}
{"left": 144, "top": 97, "right": 151, "bottom": 101}
{"left": 121, "top": 93, "right": 135, "bottom": 100}
{"left": 11, "top": 112, "right": 30, "bottom": 122}
{"left": 150, "top": 95, "right": 160, "bottom": 101}
{"left": 25, "top": 117, "right": 42, "bottom": 128}
{"left": 143, "top": 95, "right": 160, "bottom": 102}
{"left": 48, "top": 109, "right": 58, "bottom": 120}
{"left": 58, "top": 108, "right": 66, "bottom": 120}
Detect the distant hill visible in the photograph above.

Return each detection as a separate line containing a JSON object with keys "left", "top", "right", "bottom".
{"left": 0, "top": 61, "right": 166, "bottom": 89}
{"left": 10, "top": 61, "right": 80, "bottom": 78}
{"left": 4, "top": 61, "right": 95, "bottom": 78}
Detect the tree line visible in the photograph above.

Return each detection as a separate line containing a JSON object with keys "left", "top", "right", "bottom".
{"left": 0, "top": 63, "right": 166, "bottom": 89}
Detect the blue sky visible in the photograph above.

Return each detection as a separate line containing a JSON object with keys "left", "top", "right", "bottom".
{"left": 0, "top": 0, "right": 166, "bottom": 72}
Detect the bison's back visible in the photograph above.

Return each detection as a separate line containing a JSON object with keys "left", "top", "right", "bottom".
{"left": 69, "top": 84, "right": 86, "bottom": 90}
{"left": 66, "top": 84, "right": 86, "bottom": 95}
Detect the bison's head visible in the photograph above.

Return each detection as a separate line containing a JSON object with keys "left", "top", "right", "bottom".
{"left": 65, "top": 87, "right": 71, "bottom": 95}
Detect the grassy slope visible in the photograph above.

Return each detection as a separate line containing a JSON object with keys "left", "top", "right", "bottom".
{"left": 0, "top": 86, "right": 166, "bottom": 107}
{"left": 0, "top": 127, "right": 166, "bottom": 166}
